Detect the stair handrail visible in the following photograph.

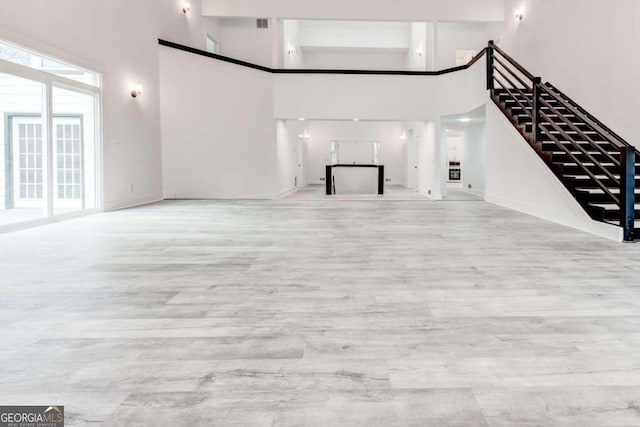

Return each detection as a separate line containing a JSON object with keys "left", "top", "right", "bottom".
{"left": 545, "top": 82, "right": 634, "bottom": 151}
{"left": 159, "top": 39, "right": 487, "bottom": 76}
{"left": 490, "top": 42, "right": 535, "bottom": 81}
{"left": 538, "top": 85, "right": 622, "bottom": 165}
{"left": 487, "top": 40, "right": 542, "bottom": 142}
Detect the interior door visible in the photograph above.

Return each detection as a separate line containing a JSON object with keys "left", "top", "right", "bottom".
{"left": 408, "top": 130, "right": 418, "bottom": 189}
{"left": 296, "top": 138, "right": 306, "bottom": 188}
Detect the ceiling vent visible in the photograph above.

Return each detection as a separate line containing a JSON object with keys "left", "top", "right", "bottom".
{"left": 256, "top": 18, "right": 269, "bottom": 29}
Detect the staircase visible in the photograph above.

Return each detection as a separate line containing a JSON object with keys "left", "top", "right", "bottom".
{"left": 487, "top": 41, "right": 639, "bottom": 241}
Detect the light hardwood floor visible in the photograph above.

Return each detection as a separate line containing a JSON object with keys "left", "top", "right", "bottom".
{"left": 1, "top": 199, "right": 640, "bottom": 426}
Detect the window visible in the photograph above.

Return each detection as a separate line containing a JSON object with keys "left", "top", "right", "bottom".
{"left": 8, "top": 116, "right": 86, "bottom": 209}
{"left": 12, "top": 117, "right": 44, "bottom": 206}
{"left": 54, "top": 118, "right": 83, "bottom": 202}
{"left": 0, "top": 40, "right": 100, "bottom": 87}
{"left": 206, "top": 35, "right": 219, "bottom": 54}
{"left": 0, "top": 38, "right": 100, "bottom": 227}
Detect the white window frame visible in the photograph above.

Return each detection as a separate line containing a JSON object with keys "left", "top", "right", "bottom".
{"left": 206, "top": 34, "right": 219, "bottom": 54}
{"left": 53, "top": 116, "right": 84, "bottom": 208}
{"left": 12, "top": 116, "right": 44, "bottom": 208}
{"left": 0, "top": 39, "right": 102, "bottom": 231}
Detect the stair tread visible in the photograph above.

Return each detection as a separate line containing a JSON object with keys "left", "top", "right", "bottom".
{"left": 590, "top": 203, "right": 640, "bottom": 210}
{"left": 551, "top": 151, "right": 618, "bottom": 155}
{"left": 565, "top": 174, "right": 622, "bottom": 179}
{"left": 545, "top": 141, "right": 615, "bottom": 144}
{"left": 577, "top": 188, "right": 640, "bottom": 194}
{"left": 557, "top": 162, "right": 616, "bottom": 166}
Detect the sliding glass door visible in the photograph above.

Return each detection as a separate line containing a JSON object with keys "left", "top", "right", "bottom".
{"left": 0, "top": 73, "right": 47, "bottom": 226}
{"left": 0, "top": 38, "right": 101, "bottom": 228}
{"left": 52, "top": 87, "right": 98, "bottom": 215}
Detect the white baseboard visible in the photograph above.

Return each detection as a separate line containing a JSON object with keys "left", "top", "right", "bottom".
{"left": 276, "top": 186, "right": 299, "bottom": 199}
{"left": 104, "top": 193, "right": 164, "bottom": 211}
{"left": 464, "top": 188, "right": 485, "bottom": 197}
{"left": 418, "top": 190, "right": 435, "bottom": 200}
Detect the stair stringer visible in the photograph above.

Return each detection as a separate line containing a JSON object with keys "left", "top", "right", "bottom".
{"left": 484, "top": 100, "right": 623, "bottom": 242}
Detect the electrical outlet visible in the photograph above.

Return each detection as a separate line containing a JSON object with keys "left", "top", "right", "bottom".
{"left": 468, "top": 184, "right": 472, "bottom": 189}
{"left": 428, "top": 189, "right": 432, "bottom": 195}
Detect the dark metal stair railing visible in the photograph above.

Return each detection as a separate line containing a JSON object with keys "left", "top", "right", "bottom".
{"left": 486, "top": 40, "right": 637, "bottom": 241}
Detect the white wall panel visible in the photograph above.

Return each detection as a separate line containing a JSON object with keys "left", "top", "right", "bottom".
{"left": 485, "top": 101, "right": 622, "bottom": 241}
{"left": 160, "top": 47, "right": 277, "bottom": 199}
{"left": 274, "top": 57, "right": 487, "bottom": 121}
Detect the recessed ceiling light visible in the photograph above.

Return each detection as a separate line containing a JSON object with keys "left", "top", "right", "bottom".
{"left": 298, "top": 118, "right": 305, "bottom": 121}
{"left": 459, "top": 118, "right": 472, "bottom": 123}
{"left": 353, "top": 119, "right": 359, "bottom": 122}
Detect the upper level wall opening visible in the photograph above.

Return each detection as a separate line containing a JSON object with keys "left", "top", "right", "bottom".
{"left": 203, "top": 16, "right": 502, "bottom": 71}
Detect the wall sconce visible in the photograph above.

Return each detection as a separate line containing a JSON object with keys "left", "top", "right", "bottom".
{"left": 298, "top": 132, "right": 310, "bottom": 140}
{"left": 515, "top": 9, "right": 524, "bottom": 20}
{"left": 182, "top": 2, "right": 191, "bottom": 13}
{"left": 416, "top": 49, "right": 423, "bottom": 57}
{"left": 287, "top": 45, "right": 296, "bottom": 55}
{"left": 400, "top": 132, "right": 407, "bottom": 141}
{"left": 131, "top": 83, "right": 143, "bottom": 98}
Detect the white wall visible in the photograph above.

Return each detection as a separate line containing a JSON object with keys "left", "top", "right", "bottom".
{"left": 160, "top": 47, "right": 277, "bottom": 199}
{"left": 301, "top": 121, "right": 405, "bottom": 185}
{"left": 203, "top": 17, "right": 222, "bottom": 48}
{"left": 282, "top": 20, "right": 304, "bottom": 68}
{"left": 298, "top": 21, "right": 410, "bottom": 50}
{"left": 0, "top": 0, "right": 208, "bottom": 211}
{"left": 287, "top": 20, "right": 413, "bottom": 71}
{"left": 462, "top": 124, "right": 486, "bottom": 195}
{"left": 446, "top": 132, "right": 464, "bottom": 164}
{"left": 407, "top": 23, "right": 428, "bottom": 71}
{"left": 301, "top": 50, "right": 408, "bottom": 71}
{"left": 435, "top": 22, "right": 501, "bottom": 70}
{"left": 203, "top": 0, "right": 505, "bottom": 22}
{"left": 274, "top": 55, "right": 487, "bottom": 121}
{"left": 485, "top": 101, "right": 621, "bottom": 241}
{"left": 500, "top": 0, "right": 639, "bottom": 147}
{"left": 217, "top": 17, "right": 274, "bottom": 68}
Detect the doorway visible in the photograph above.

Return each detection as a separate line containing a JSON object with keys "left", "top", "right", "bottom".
{"left": 406, "top": 129, "right": 418, "bottom": 190}
{"left": 296, "top": 137, "right": 306, "bottom": 188}
{"left": 441, "top": 106, "right": 486, "bottom": 201}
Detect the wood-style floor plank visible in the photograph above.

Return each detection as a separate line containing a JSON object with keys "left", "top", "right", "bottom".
{"left": 1, "top": 199, "right": 640, "bottom": 426}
